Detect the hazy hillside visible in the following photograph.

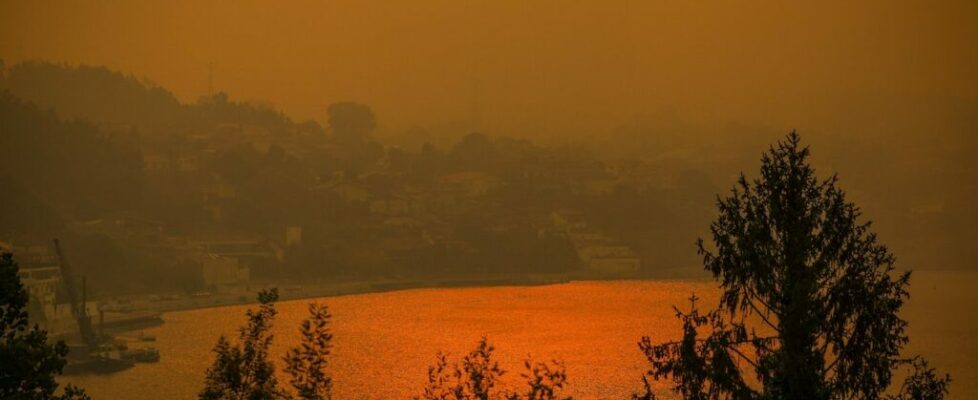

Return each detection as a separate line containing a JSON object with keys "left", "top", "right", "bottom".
{"left": 1, "top": 61, "right": 975, "bottom": 298}
{"left": 0, "top": 91, "right": 142, "bottom": 223}
{"left": 0, "top": 61, "right": 296, "bottom": 136}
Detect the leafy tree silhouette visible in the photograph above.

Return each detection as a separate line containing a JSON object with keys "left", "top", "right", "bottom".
{"left": 0, "top": 252, "right": 89, "bottom": 400}
{"left": 418, "top": 337, "right": 571, "bottom": 400}
{"left": 200, "top": 289, "right": 285, "bottom": 400}
{"left": 200, "top": 290, "right": 334, "bottom": 400}
{"left": 283, "top": 304, "right": 334, "bottom": 400}
{"left": 635, "top": 132, "right": 950, "bottom": 400}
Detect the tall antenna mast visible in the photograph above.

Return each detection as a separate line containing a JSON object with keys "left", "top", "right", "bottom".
{"left": 470, "top": 60, "right": 482, "bottom": 131}
{"left": 208, "top": 62, "right": 214, "bottom": 96}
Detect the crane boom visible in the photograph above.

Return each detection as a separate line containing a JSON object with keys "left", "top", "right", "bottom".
{"left": 53, "top": 239, "right": 97, "bottom": 348}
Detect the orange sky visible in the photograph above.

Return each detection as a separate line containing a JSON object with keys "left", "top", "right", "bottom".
{"left": 1, "top": 0, "right": 976, "bottom": 137}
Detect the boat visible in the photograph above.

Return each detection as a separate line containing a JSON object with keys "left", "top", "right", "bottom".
{"left": 63, "top": 355, "right": 135, "bottom": 375}
{"left": 63, "top": 343, "right": 135, "bottom": 375}
{"left": 123, "top": 347, "right": 161, "bottom": 363}
{"left": 54, "top": 240, "right": 147, "bottom": 374}
{"left": 132, "top": 332, "right": 157, "bottom": 342}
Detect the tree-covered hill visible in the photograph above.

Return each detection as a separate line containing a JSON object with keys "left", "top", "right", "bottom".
{"left": 0, "top": 61, "right": 295, "bottom": 136}
{"left": 0, "top": 92, "right": 142, "bottom": 225}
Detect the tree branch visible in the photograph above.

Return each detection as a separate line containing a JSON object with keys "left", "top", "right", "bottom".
{"left": 726, "top": 344, "right": 760, "bottom": 370}
{"left": 742, "top": 288, "right": 781, "bottom": 334}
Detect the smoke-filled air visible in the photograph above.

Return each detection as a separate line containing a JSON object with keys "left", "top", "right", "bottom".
{"left": 0, "top": 1, "right": 975, "bottom": 400}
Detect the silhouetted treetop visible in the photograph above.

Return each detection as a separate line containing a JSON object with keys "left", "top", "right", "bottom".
{"left": 637, "top": 131, "right": 950, "bottom": 400}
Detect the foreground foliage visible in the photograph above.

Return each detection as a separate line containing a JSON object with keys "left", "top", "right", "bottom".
{"left": 199, "top": 289, "right": 334, "bottom": 400}
{"left": 636, "top": 132, "right": 950, "bottom": 400}
{"left": 283, "top": 304, "right": 334, "bottom": 400}
{"left": 418, "top": 337, "right": 571, "bottom": 400}
{"left": 0, "top": 252, "right": 89, "bottom": 400}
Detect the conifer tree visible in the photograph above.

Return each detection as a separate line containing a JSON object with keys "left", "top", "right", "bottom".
{"left": 637, "top": 132, "right": 950, "bottom": 400}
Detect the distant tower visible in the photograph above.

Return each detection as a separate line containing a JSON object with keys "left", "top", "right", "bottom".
{"left": 469, "top": 61, "right": 482, "bottom": 131}
{"left": 208, "top": 62, "right": 214, "bottom": 96}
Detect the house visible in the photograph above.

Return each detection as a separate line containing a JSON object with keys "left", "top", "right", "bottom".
{"left": 325, "top": 182, "right": 371, "bottom": 203}
{"left": 440, "top": 172, "right": 501, "bottom": 197}
{"left": 194, "top": 240, "right": 274, "bottom": 259}
{"left": 2, "top": 241, "right": 97, "bottom": 335}
{"left": 142, "top": 153, "right": 171, "bottom": 171}
{"left": 370, "top": 195, "right": 415, "bottom": 217}
{"left": 551, "top": 209, "right": 588, "bottom": 232}
{"left": 197, "top": 253, "right": 250, "bottom": 293}
{"left": 571, "top": 239, "right": 641, "bottom": 275}
{"left": 71, "top": 216, "right": 164, "bottom": 244}
{"left": 573, "top": 179, "right": 619, "bottom": 196}
{"left": 285, "top": 226, "right": 303, "bottom": 247}
{"left": 191, "top": 238, "right": 277, "bottom": 276}
{"left": 203, "top": 182, "right": 237, "bottom": 201}
{"left": 545, "top": 211, "right": 643, "bottom": 275}
{"left": 18, "top": 265, "right": 61, "bottom": 326}
{"left": 175, "top": 155, "right": 200, "bottom": 173}
{"left": 585, "top": 252, "right": 641, "bottom": 275}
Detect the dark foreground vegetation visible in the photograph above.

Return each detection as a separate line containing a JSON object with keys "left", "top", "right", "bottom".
{"left": 196, "top": 289, "right": 572, "bottom": 400}
{"left": 632, "top": 133, "right": 950, "bottom": 400}
{"left": 1, "top": 133, "right": 951, "bottom": 399}
{"left": 0, "top": 253, "right": 88, "bottom": 400}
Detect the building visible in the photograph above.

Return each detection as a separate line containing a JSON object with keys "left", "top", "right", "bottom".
{"left": 18, "top": 265, "right": 61, "bottom": 326}
{"left": 440, "top": 172, "right": 501, "bottom": 197}
{"left": 198, "top": 253, "right": 250, "bottom": 293}
{"left": 547, "top": 210, "right": 643, "bottom": 275}
{"left": 370, "top": 195, "right": 416, "bottom": 217}
{"left": 285, "top": 226, "right": 303, "bottom": 247}
{"left": 574, "top": 240, "right": 641, "bottom": 274}
{"left": 2, "top": 241, "right": 98, "bottom": 336}
{"left": 551, "top": 209, "right": 588, "bottom": 232}
{"left": 585, "top": 252, "right": 641, "bottom": 275}
{"left": 142, "top": 153, "right": 171, "bottom": 171}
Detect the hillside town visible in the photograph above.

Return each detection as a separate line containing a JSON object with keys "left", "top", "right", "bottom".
{"left": 1, "top": 62, "right": 733, "bottom": 310}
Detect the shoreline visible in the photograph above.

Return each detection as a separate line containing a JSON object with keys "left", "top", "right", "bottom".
{"left": 118, "top": 270, "right": 715, "bottom": 316}
{"left": 97, "top": 268, "right": 962, "bottom": 320}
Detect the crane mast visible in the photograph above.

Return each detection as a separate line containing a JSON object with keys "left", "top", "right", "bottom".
{"left": 53, "top": 239, "right": 97, "bottom": 349}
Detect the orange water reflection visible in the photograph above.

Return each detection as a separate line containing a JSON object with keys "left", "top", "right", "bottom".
{"left": 62, "top": 274, "right": 976, "bottom": 399}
